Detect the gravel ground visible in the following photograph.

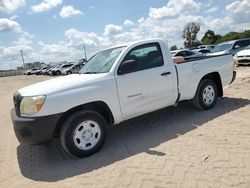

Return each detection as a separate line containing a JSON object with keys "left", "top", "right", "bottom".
{"left": 0, "top": 67, "right": 250, "bottom": 188}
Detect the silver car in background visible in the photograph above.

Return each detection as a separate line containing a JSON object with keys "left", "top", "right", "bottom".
{"left": 208, "top": 38, "right": 250, "bottom": 56}
{"left": 61, "top": 64, "right": 84, "bottom": 75}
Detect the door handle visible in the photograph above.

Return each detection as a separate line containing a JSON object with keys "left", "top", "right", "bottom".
{"left": 161, "top": 72, "right": 171, "bottom": 76}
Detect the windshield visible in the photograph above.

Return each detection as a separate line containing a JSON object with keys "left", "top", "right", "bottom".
{"left": 80, "top": 46, "right": 125, "bottom": 74}
{"left": 212, "top": 43, "right": 233, "bottom": 53}
{"left": 170, "top": 51, "right": 178, "bottom": 56}
{"left": 246, "top": 45, "right": 250, "bottom": 49}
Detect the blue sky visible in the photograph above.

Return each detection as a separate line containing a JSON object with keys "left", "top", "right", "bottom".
{"left": 0, "top": 0, "right": 250, "bottom": 69}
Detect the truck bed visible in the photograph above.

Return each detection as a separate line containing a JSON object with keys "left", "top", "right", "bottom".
{"left": 175, "top": 54, "right": 234, "bottom": 101}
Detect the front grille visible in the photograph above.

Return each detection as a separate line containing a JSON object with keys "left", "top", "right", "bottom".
{"left": 13, "top": 92, "right": 23, "bottom": 116}
{"left": 238, "top": 55, "right": 250, "bottom": 58}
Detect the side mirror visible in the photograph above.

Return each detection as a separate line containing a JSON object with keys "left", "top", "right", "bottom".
{"left": 118, "top": 59, "right": 137, "bottom": 75}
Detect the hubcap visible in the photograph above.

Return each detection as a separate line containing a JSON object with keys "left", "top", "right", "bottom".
{"left": 73, "top": 120, "right": 101, "bottom": 150}
{"left": 203, "top": 85, "right": 215, "bottom": 105}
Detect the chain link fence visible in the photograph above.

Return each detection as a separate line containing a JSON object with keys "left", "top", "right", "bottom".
{"left": 0, "top": 70, "right": 24, "bottom": 77}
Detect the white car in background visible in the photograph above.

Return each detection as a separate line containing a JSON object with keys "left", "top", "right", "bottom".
{"left": 234, "top": 45, "right": 250, "bottom": 65}
{"left": 198, "top": 45, "right": 215, "bottom": 50}
{"left": 23, "top": 68, "right": 40, "bottom": 75}
{"left": 193, "top": 49, "right": 211, "bottom": 54}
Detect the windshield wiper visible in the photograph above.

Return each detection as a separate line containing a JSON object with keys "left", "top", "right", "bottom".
{"left": 83, "top": 72, "right": 100, "bottom": 74}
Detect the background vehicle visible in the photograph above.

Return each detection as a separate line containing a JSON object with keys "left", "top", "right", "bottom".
{"left": 209, "top": 38, "right": 250, "bottom": 56}
{"left": 50, "top": 64, "right": 74, "bottom": 76}
{"left": 23, "top": 68, "right": 40, "bottom": 75}
{"left": 12, "top": 39, "right": 236, "bottom": 158}
{"left": 198, "top": 45, "right": 215, "bottom": 50}
{"left": 35, "top": 67, "right": 49, "bottom": 75}
{"left": 61, "top": 64, "right": 84, "bottom": 75}
{"left": 170, "top": 49, "right": 203, "bottom": 60}
{"left": 193, "top": 49, "right": 211, "bottom": 54}
{"left": 234, "top": 45, "right": 250, "bottom": 65}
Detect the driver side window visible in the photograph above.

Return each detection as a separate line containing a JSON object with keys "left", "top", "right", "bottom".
{"left": 119, "top": 42, "right": 164, "bottom": 74}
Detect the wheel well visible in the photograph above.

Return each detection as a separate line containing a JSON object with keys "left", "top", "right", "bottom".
{"left": 53, "top": 101, "right": 114, "bottom": 136}
{"left": 201, "top": 72, "right": 223, "bottom": 97}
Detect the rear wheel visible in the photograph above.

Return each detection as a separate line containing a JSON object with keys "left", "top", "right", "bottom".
{"left": 193, "top": 79, "right": 218, "bottom": 110}
{"left": 60, "top": 111, "right": 107, "bottom": 158}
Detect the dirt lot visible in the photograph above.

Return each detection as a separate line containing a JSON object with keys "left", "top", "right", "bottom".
{"left": 0, "top": 67, "right": 250, "bottom": 188}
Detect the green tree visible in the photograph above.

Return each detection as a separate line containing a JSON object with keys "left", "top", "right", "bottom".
{"left": 170, "top": 45, "right": 178, "bottom": 51}
{"left": 201, "top": 30, "right": 221, "bottom": 45}
{"left": 182, "top": 22, "right": 201, "bottom": 48}
{"left": 217, "top": 30, "right": 250, "bottom": 43}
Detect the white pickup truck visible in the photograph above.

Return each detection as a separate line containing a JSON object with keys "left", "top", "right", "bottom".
{"left": 12, "top": 39, "right": 236, "bottom": 158}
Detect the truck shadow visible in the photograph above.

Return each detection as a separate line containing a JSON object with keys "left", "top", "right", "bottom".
{"left": 17, "top": 97, "right": 250, "bottom": 182}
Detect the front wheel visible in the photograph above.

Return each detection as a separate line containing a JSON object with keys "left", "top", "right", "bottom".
{"left": 56, "top": 71, "right": 61, "bottom": 76}
{"left": 60, "top": 111, "right": 107, "bottom": 158}
{"left": 193, "top": 79, "right": 218, "bottom": 110}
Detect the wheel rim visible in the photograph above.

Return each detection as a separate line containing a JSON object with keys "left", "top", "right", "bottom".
{"left": 202, "top": 85, "right": 215, "bottom": 105}
{"left": 73, "top": 120, "right": 101, "bottom": 150}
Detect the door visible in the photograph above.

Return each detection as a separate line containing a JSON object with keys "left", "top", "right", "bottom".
{"left": 116, "top": 42, "right": 177, "bottom": 120}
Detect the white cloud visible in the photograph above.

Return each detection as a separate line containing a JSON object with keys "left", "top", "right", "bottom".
{"left": 123, "top": 20, "right": 135, "bottom": 27}
{"left": 0, "top": 0, "right": 25, "bottom": 14}
{"left": 225, "top": 0, "right": 250, "bottom": 24}
{"left": 103, "top": 24, "right": 123, "bottom": 37}
{"left": 31, "top": 0, "right": 62, "bottom": 13}
{"left": 65, "top": 28, "right": 104, "bottom": 48}
{"left": 59, "top": 5, "right": 83, "bottom": 18}
{"left": 203, "top": 0, "right": 213, "bottom": 8}
{"left": 205, "top": 6, "right": 218, "bottom": 13}
{"left": 2, "top": 0, "right": 250, "bottom": 69}
{"left": 13, "top": 32, "right": 33, "bottom": 46}
{"left": 9, "top": 15, "right": 19, "bottom": 20}
{"left": 0, "top": 18, "right": 21, "bottom": 33}
{"left": 149, "top": 0, "right": 201, "bottom": 19}
{"left": 38, "top": 41, "right": 68, "bottom": 54}
{"left": 0, "top": 35, "right": 33, "bottom": 63}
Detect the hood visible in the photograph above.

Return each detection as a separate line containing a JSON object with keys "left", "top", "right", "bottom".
{"left": 18, "top": 73, "right": 107, "bottom": 96}
{"left": 236, "top": 49, "right": 250, "bottom": 56}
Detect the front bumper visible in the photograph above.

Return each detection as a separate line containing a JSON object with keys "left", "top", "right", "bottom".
{"left": 234, "top": 57, "right": 250, "bottom": 64}
{"left": 11, "top": 109, "right": 62, "bottom": 145}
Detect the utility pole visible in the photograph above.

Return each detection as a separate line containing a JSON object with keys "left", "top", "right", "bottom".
{"left": 83, "top": 45, "right": 87, "bottom": 61}
{"left": 20, "top": 50, "right": 25, "bottom": 70}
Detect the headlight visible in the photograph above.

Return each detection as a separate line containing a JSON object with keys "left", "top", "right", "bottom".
{"left": 20, "top": 95, "right": 46, "bottom": 115}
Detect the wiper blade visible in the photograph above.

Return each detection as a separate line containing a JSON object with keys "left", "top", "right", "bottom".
{"left": 83, "top": 72, "right": 100, "bottom": 74}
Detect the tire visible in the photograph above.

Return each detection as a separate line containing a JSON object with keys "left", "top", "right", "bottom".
{"left": 193, "top": 79, "right": 218, "bottom": 110}
{"left": 60, "top": 110, "right": 107, "bottom": 158}
{"left": 67, "top": 71, "right": 72, "bottom": 75}
{"left": 56, "top": 71, "right": 61, "bottom": 76}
